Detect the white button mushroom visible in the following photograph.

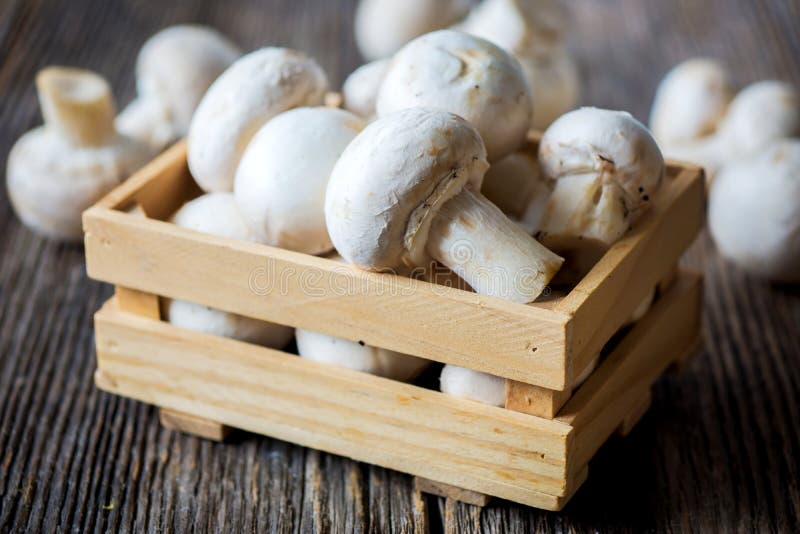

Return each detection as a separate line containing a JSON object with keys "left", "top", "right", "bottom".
{"left": 187, "top": 47, "right": 329, "bottom": 193}
{"left": 457, "top": 0, "right": 579, "bottom": 129}
{"left": 537, "top": 107, "right": 665, "bottom": 279}
{"left": 354, "top": 0, "right": 474, "bottom": 61}
{"left": 480, "top": 148, "right": 553, "bottom": 233}
{"left": 296, "top": 329, "right": 429, "bottom": 381}
{"left": 341, "top": 59, "right": 389, "bottom": 121}
{"left": 325, "top": 108, "right": 563, "bottom": 303}
{"left": 7, "top": 67, "right": 151, "bottom": 241}
{"left": 519, "top": 48, "right": 580, "bottom": 130}
{"left": 649, "top": 58, "right": 734, "bottom": 147}
{"left": 709, "top": 139, "right": 800, "bottom": 282}
{"left": 375, "top": 30, "right": 533, "bottom": 161}
{"left": 439, "top": 365, "right": 505, "bottom": 406}
{"left": 651, "top": 66, "right": 800, "bottom": 180}
{"left": 234, "top": 107, "right": 365, "bottom": 254}
{"left": 166, "top": 193, "right": 295, "bottom": 346}
{"left": 456, "top": 0, "right": 566, "bottom": 57}
{"left": 116, "top": 24, "right": 242, "bottom": 152}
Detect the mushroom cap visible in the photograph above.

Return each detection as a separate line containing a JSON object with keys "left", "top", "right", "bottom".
{"left": 135, "top": 24, "right": 241, "bottom": 135}
{"left": 539, "top": 107, "right": 664, "bottom": 225}
{"left": 649, "top": 58, "right": 734, "bottom": 146}
{"left": 167, "top": 192, "right": 294, "bottom": 347}
{"left": 718, "top": 80, "right": 800, "bottom": 154}
{"left": 709, "top": 139, "right": 800, "bottom": 282}
{"left": 439, "top": 365, "right": 505, "bottom": 406}
{"left": 325, "top": 108, "right": 489, "bottom": 269}
{"left": 171, "top": 192, "right": 258, "bottom": 241}
{"left": 354, "top": 0, "right": 473, "bottom": 61}
{"left": 375, "top": 30, "right": 532, "bottom": 161}
{"left": 296, "top": 329, "right": 429, "bottom": 381}
{"left": 187, "top": 47, "right": 329, "bottom": 193}
{"left": 457, "top": 0, "right": 566, "bottom": 58}
{"left": 166, "top": 299, "right": 294, "bottom": 348}
{"left": 234, "top": 107, "right": 365, "bottom": 254}
{"left": 6, "top": 128, "right": 150, "bottom": 241}
{"left": 481, "top": 148, "right": 553, "bottom": 231}
{"left": 341, "top": 59, "right": 390, "bottom": 120}
{"left": 518, "top": 46, "right": 580, "bottom": 129}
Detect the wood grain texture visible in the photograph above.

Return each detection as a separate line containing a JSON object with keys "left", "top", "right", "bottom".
{"left": 1, "top": 0, "right": 799, "bottom": 532}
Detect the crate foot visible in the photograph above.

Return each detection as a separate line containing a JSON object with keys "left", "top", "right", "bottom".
{"left": 615, "top": 390, "right": 652, "bottom": 437}
{"left": 414, "top": 477, "right": 492, "bottom": 507}
{"left": 668, "top": 337, "right": 703, "bottom": 374}
{"left": 159, "top": 408, "right": 233, "bottom": 442}
{"left": 505, "top": 380, "right": 572, "bottom": 419}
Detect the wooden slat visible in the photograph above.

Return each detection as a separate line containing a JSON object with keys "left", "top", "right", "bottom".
{"left": 93, "top": 300, "right": 573, "bottom": 505}
{"left": 89, "top": 141, "right": 200, "bottom": 221}
{"left": 85, "top": 207, "right": 571, "bottom": 387}
{"left": 414, "top": 477, "right": 492, "bottom": 507}
{"left": 84, "top": 140, "right": 703, "bottom": 391}
{"left": 557, "top": 166, "right": 705, "bottom": 383}
{"left": 114, "top": 287, "right": 159, "bottom": 319}
{"left": 615, "top": 390, "right": 653, "bottom": 437}
{"left": 558, "top": 273, "right": 703, "bottom": 470}
{"left": 504, "top": 381, "right": 573, "bottom": 419}
{"left": 159, "top": 408, "right": 233, "bottom": 442}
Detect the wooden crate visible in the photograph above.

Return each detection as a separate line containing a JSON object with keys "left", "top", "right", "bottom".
{"left": 83, "top": 139, "right": 705, "bottom": 511}
{"left": 83, "top": 141, "right": 704, "bottom": 393}
{"left": 93, "top": 272, "right": 701, "bottom": 511}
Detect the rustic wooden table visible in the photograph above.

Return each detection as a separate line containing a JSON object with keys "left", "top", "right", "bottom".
{"left": 1, "top": 0, "right": 798, "bottom": 532}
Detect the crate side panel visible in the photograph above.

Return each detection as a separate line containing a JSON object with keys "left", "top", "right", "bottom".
{"left": 93, "top": 303, "right": 573, "bottom": 502}
{"left": 85, "top": 211, "right": 570, "bottom": 388}
{"left": 559, "top": 168, "right": 705, "bottom": 381}
{"left": 558, "top": 273, "right": 703, "bottom": 468}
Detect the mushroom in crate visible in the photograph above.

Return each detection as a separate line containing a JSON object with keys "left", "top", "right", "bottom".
{"left": 480, "top": 144, "right": 553, "bottom": 234}
{"left": 354, "top": 0, "right": 473, "bottom": 61}
{"left": 7, "top": 67, "right": 152, "bottom": 241}
{"left": 375, "top": 29, "right": 532, "bottom": 161}
{"left": 296, "top": 329, "right": 429, "bottom": 381}
{"left": 188, "top": 47, "right": 330, "bottom": 193}
{"left": 341, "top": 59, "right": 389, "bottom": 121}
{"left": 457, "top": 0, "right": 580, "bottom": 129}
{"left": 536, "top": 107, "right": 665, "bottom": 284}
{"left": 166, "top": 193, "right": 294, "bottom": 348}
{"left": 117, "top": 24, "right": 242, "bottom": 152}
{"left": 326, "top": 107, "right": 563, "bottom": 303}
{"left": 325, "top": 107, "right": 565, "bottom": 401}
{"left": 234, "top": 107, "right": 365, "bottom": 254}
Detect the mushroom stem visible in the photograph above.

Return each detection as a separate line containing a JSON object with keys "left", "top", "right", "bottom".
{"left": 36, "top": 67, "right": 117, "bottom": 147}
{"left": 426, "top": 185, "right": 563, "bottom": 303}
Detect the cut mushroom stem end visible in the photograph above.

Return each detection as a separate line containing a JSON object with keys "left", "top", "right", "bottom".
{"left": 427, "top": 185, "right": 564, "bottom": 303}
{"left": 36, "top": 66, "right": 116, "bottom": 147}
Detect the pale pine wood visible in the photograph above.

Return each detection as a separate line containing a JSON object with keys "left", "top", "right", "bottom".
{"left": 89, "top": 141, "right": 199, "bottom": 221}
{"left": 558, "top": 273, "right": 703, "bottom": 470}
{"left": 557, "top": 166, "right": 705, "bottom": 384}
{"left": 93, "top": 299, "right": 573, "bottom": 506}
{"left": 83, "top": 147, "right": 703, "bottom": 390}
{"left": 159, "top": 408, "right": 232, "bottom": 442}
{"left": 90, "top": 273, "right": 701, "bottom": 510}
{"left": 505, "top": 380, "right": 573, "bottom": 419}
{"left": 113, "top": 205, "right": 162, "bottom": 320}
{"left": 84, "top": 206, "right": 571, "bottom": 387}
{"left": 414, "top": 477, "right": 492, "bottom": 507}
{"left": 324, "top": 91, "right": 343, "bottom": 108}
{"left": 114, "top": 287, "right": 160, "bottom": 319}
{"left": 615, "top": 390, "right": 653, "bottom": 437}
